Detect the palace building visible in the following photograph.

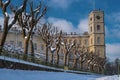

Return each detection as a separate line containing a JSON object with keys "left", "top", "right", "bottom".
{"left": 0, "top": 10, "right": 106, "bottom": 62}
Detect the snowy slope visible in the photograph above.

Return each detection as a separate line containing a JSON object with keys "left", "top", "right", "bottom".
{"left": 0, "top": 56, "right": 97, "bottom": 75}
{"left": 0, "top": 56, "right": 120, "bottom": 80}
{"left": 0, "top": 68, "right": 101, "bottom": 80}
{"left": 0, "top": 68, "right": 119, "bottom": 80}
{"left": 0, "top": 56, "right": 64, "bottom": 71}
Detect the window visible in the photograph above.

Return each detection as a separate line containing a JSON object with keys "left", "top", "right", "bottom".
{"left": 84, "top": 39, "right": 88, "bottom": 45}
{"left": 41, "top": 44, "right": 44, "bottom": 50}
{"left": 79, "top": 40, "right": 81, "bottom": 45}
{"left": 90, "top": 27, "right": 92, "bottom": 32}
{"left": 90, "top": 17, "right": 92, "bottom": 21}
{"left": 91, "top": 38, "right": 93, "bottom": 44}
{"left": 97, "top": 25, "right": 100, "bottom": 31}
{"left": 10, "top": 41, "right": 14, "bottom": 45}
{"left": 96, "top": 15, "right": 100, "bottom": 20}
{"left": 97, "top": 37, "right": 100, "bottom": 44}
{"left": 18, "top": 41, "right": 22, "bottom": 47}
{"left": 69, "top": 39, "right": 72, "bottom": 43}
{"left": 34, "top": 43, "right": 37, "bottom": 50}
{"left": 97, "top": 50, "right": 100, "bottom": 56}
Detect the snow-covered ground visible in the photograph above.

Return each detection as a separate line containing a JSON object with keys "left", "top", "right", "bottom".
{"left": 0, "top": 68, "right": 119, "bottom": 80}
{"left": 96, "top": 75, "right": 120, "bottom": 80}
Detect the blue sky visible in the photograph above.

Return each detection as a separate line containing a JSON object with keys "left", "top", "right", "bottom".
{"left": 0, "top": 0, "right": 120, "bottom": 61}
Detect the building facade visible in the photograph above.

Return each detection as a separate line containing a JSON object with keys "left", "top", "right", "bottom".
{"left": 0, "top": 10, "right": 106, "bottom": 59}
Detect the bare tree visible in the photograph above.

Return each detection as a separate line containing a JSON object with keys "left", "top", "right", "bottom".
{"left": 115, "top": 58, "right": 120, "bottom": 75}
{"left": 49, "top": 46, "right": 56, "bottom": 65}
{"left": 79, "top": 46, "right": 89, "bottom": 70}
{"left": 54, "top": 30, "right": 62, "bottom": 66}
{"left": 48, "top": 29, "right": 62, "bottom": 65}
{"left": 0, "top": 0, "right": 28, "bottom": 54}
{"left": 73, "top": 43, "right": 80, "bottom": 68}
{"left": 87, "top": 53, "right": 97, "bottom": 71}
{"left": 38, "top": 23, "right": 54, "bottom": 64}
{"left": 17, "top": 2, "right": 47, "bottom": 60}
{"left": 61, "top": 38, "right": 75, "bottom": 67}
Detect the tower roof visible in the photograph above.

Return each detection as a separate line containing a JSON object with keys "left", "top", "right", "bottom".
{"left": 89, "top": 9, "right": 104, "bottom": 15}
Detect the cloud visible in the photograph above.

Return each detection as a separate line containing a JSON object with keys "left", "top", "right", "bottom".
{"left": 110, "top": 12, "right": 120, "bottom": 23}
{"left": 106, "top": 43, "right": 120, "bottom": 61}
{"left": 106, "top": 12, "right": 120, "bottom": 39}
{"left": 78, "top": 18, "right": 89, "bottom": 33}
{"left": 105, "top": 25, "right": 120, "bottom": 39}
{"left": 48, "top": 17, "right": 89, "bottom": 33}
{"left": 47, "top": 0, "right": 78, "bottom": 9}
{"left": 48, "top": 17, "right": 77, "bottom": 33}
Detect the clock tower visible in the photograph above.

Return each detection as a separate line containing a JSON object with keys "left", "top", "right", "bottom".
{"left": 89, "top": 10, "right": 105, "bottom": 58}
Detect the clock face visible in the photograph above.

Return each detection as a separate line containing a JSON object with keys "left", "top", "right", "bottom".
{"left": 96, "top": 15, "right": 100, "bottom": 20}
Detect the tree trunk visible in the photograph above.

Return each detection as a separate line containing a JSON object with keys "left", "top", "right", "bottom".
{"left": 0, "top": 17, "right": 9, "bottom": 54}
{"left": 56, "top": 48, "right": 60, "bottom": 66}
{"left": 80, "top": 61, "right": 83, "bottom": 70}
{"left": 23, "top": 38, "right": 29, "bottom": 60}
{"left": 64, "top": 53, "right": 68, "bottom": 66}
{"left": 73, "top": 58, "right": 77, "bottom": 68}
{"left": 90, "top": 64, "right": 94, "bottom": 72}
{"left": 56, "top": 53, "right": 59, "bottom": 66}
{"left": 0, "top": 29, "right": 8, "bottom": 54}
{"left": 30, "top": 39, "right": 34, "bottom": 62}
{"left": 50, "top": 52, "right": 53, "bottom": 65}
{"left": 46, "top": 44, "right": 48, "bottom": 64}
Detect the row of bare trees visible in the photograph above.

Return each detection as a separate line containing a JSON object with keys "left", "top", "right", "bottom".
{"left": 0, "top": 0, "right": 47, "bottom": 61}
{"left": 38, "top": 23, "right": 106, "bottom": 73}
{"left": 0, "top": 0, "right": 28, "bottom": 54}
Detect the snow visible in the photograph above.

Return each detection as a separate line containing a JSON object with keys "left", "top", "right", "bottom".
{"left": 4, "top": 0, "right": 10, "bottom": 5}
{"left": 25, "top": 36, "right": 27, "bottom": 39}
{"left": 0, "top": 56, "right": 101, "bottom": 75}
{"left": 96, "top": 75, "right": 120, "bottom": 80}
{"left": 0, "top": 68, "right": 99, "bottom": 80}
{"left": 5, "top": 12, "right": 9, "bottom": 17}
{"left": 8, "top": 17, "right": 14, "bottom": 26}
{"left": 3, "top": 44, "right": 24, "bottom": 53}
{"left": 0, "top": 68, "right": 119, "bottom": 80}
{"left": 17, "top": 5, "right": 23, "bottom": 11}
{"left": 61, "top": 42, "right": 64, "bottom": 45}
{"left": 50, "top": 47, "right": 56, "bottom": 53}
{"left": 0, "top": 56, "right": 119, "bottom": 80}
